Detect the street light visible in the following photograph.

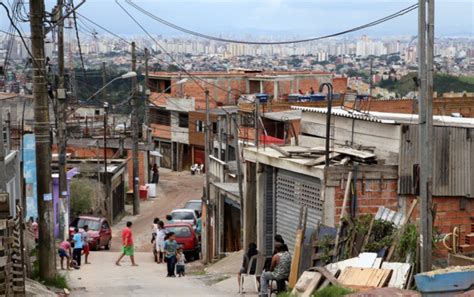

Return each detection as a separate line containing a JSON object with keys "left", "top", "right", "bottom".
{"left": 319, "top": 83, "right": 334, "bottom": 167}
{"left": 85, "top": 71, "right": 137, "bottom": 102}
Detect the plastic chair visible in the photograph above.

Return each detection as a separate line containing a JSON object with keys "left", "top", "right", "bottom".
{"left": 240, "top": 254, "right": 266, "bottom": 294}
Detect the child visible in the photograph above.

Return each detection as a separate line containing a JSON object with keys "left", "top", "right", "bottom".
{"left": 82, "top": 225, "right": 91, "bottom": 264}
{"left": 72, "top": 227, "right": 83, "bottom": 267}
{"left": 163, "top": 232, "right": 178, "bottom": 277}
{"left": 155, "top": 221, "right": 167, "bottom": 264}
{"left": 58, "top": 239, "right": 72, "bottom": 270}
{"left": 176, "top": 247, "right": 186, "bottom": 277}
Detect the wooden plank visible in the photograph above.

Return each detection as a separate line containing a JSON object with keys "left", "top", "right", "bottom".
{"left": 292, "top": 271, "right": 322, "bottom": 297}
{"left": 331, "top": 147, "right": 376, "bottom": 160}
{"left": 338, "top": 267, "right": 392, "bottom": 289}
{"left": 386, "top": 199, "right": 418, "bottom": 260}
{"left": 448, "top": 254, "right": 474, "bottom": 267}
{"left": 381, "top": 262, "right": 411, "bottom": 289}
{"left": 304, "top": 153, "right": 340, "bottom": 167}
{"left": 333, "top": 171, "right": 353, "bottom": 261}
{"left": 289, "top": 229, "right": 304, "bottom": 289}
{"left": 270, "top": 144, "right": 291, "bottom": 157}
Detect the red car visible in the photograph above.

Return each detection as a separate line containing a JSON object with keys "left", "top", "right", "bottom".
{"left": 164, "top": 223, "right": 200, "bottom": 260}
{"left": 69, "top": 216, "right": 112, "bottom": 251}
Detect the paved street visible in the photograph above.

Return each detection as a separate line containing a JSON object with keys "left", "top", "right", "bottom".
{"left": 65, "top": 170, "right": 242, "bottom": 296}
{"left": 67, "top": 252, "right": 238, "bottom": 297}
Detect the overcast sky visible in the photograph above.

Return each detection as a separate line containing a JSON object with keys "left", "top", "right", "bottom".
{"left": 1, "top": 0, "right": 473, "bottom": 38}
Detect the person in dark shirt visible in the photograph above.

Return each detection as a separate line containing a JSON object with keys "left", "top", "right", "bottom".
{"left": 238, "top": 242, "right": 259, "bottom": 292}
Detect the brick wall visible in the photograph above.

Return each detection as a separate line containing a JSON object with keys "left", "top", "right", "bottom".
{"left": 406, "top": 195, "right": 474, "bottom": 237}
{"left": 333, "top": 179, "right": 399, "bottom": 224}
{"left": 352, "top": 97, "right": 474, "bottom": 117}
{"left": 188, "top": 111, "right": 218, "bottom": 146}
{"left": 127, "top": 150, "right": 147, "bottom": 189}
{"left": 150, "top": 123, "right": 171, "bottom": 139}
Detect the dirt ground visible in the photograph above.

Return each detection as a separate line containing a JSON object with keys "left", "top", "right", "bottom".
{"left": 110, "top": 169, "right": 204, "bottom": 253}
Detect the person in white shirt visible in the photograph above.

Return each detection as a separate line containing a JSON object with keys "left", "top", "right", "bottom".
{"left": 155, "top": 221, "right": 168, "bottom": 264}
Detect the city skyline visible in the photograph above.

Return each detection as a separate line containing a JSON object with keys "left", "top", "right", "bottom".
{"left": 1, "top": 0, "right": 473, "bottom": 38}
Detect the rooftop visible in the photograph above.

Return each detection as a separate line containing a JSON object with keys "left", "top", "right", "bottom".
{"left": 292, "top": 106, "right": 474, "bottom": 128}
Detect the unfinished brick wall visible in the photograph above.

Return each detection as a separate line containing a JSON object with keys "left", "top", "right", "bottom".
{"left": 333, "top": 178, "right": 399, "bottom": 225}
{"left": 406, "top": 195, "right": 474, "bottom": 237}
{"left": 127, "top": 150, "right": 147, "bottom": 189}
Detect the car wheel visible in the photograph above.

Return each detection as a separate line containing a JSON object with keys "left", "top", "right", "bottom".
{"left": 105, "top": 240, "right": 111, "bottom": 250}
{"left": 92, "top": 244, "right": 99, "bottom": 251}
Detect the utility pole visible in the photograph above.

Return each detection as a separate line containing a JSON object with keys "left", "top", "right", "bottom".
{"left": 101, "top": 62, "right": 107, "bottom": 99}
{"left": 0, "top": 113, "right": 6, "bottom": 192}
{"left": 131, "top": 42, "right": 140, "bottom": 215}
{"left": 203, "top": 89, "right": 211, "bottom": 263}
{"left": 30, "top": 0, "right": 56, "bottom": 279}
{"left": 418, "top": 0, "right": 434, "bottom": 272}
{"left": 232, "top": 114, "right": 244, "bottom": 248}
{"left": 144, "top": 48, "right": 151, "bottom": 182}
{"left": 255, "top": 97, "right": 260, "bottom": 148}
{"left": 56, "top": 0, "right": 68, "bottom": 241}
{"left": 103, "top": 102, "right": 109, "bottom": 217}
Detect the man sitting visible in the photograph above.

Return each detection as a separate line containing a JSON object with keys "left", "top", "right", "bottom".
{"left": 259, "top": 243, "right": 291, "bottom": 296}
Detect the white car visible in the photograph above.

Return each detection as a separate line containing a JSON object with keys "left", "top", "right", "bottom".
{"left": 170, "top": 209, "right": 197, "bottom": 226}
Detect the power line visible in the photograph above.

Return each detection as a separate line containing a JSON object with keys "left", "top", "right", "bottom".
{"left": 125, "top": 0, "right": 418, "bottom": 45}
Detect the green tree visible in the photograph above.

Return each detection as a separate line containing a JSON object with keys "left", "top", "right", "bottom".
{"left": 70, "top": 179, "right": 94, "bottom": 217}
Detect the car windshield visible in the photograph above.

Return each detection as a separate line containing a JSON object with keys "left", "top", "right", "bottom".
{"left": 166, "top": 226, "right": 191, "bottom": 237}
{"left": 185, "top": 202, "right": 201, "bottom": 210}
{"left": 77, "top": 219, "right": 100, "bottom": 231}
{"left": 171, "top": 212, "right": 194, "bottom": 220}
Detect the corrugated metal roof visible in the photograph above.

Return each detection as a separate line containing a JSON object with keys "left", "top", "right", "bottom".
{"left": 293, "top": 106, "right": 474, "bottom": 128}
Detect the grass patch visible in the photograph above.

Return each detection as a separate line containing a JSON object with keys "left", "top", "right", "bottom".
{"left": 42, "top": 274, "right": 68, "bottom": 289}
{"left": 190, "top": 269, "right": 207, "bottom": 276}
{"left": 277, "top": 286, "right": 353, "bottom": 297}
{"left": 313, "top": 286, "right": 353, "bottom": 297}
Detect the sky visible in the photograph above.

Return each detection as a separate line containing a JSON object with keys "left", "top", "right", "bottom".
{"left": 1, "top": 0, "right": 473, "bottom": 38}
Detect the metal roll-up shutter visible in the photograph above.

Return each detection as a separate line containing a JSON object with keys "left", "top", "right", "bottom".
{"left": 264, "top": 165, "right": 275, "bottom": 256}
{"left": 276, "top": 170, "right": 323, "bottom": 253}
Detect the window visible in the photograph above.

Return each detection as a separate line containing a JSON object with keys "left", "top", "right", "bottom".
{"left": 178, "top": 113, "right": 189, "bottom": 128}
{"left": 240, "top": 114, "right": 255, "bottom": 128}
{"left": 171, "top": 211, "right": 195, "bottom": 220}
{"left": 195, "top": 120, "right": 204, "bottom": 133}
{"left": 212, "top": 122, "right": 218, "bottom": 134}
{"left": 150, "top": 109, "right": 171, "bottom": 126}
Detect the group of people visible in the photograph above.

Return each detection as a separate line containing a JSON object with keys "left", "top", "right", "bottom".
{"left": 151, "top": 217, "right": 187, "bottom": 277}
{"left": 298, "top": 87, "right": 316, "bottom": 95}
{"left": 238, "top": 235, "right": 291, "bottom": 297}
{"left": 57, "top": 225, "right": 91, "bottom": 270}
{"left": 190, "top": 163, "right": 204, "bottom": 175}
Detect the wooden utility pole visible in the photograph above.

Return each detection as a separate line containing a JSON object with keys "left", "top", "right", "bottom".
{"left": 203, "top": 89, "right": 211, "bottom": 263}
{"left": 56, "top": 0, "right": 68, "bottom": 241}
{"left": 131, "top": 42, "right": 140, "bottom": 215}
{"left": 144, "top": 48, "right": 151, "bottom": 182}
{"left": 101, "top": 62, "right": 107, "bottom": 99}
{"left": 29, "top": 0, "right": 56, "bottom": 279}
{"left": 418, "top": 0, "right": 434, "bottom": 272}
{"left": 232, "top": 114, "right": 244, "bottom": 248}
{"left": 0, "top": 113, "right": 6, "bottom": 192}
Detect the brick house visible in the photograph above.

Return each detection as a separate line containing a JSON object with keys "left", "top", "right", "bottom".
{"left": 242, "top": 106, "right": 474, "bottom": 258}
{"left": 147, "top": 70, "right": 334, "bottom": 171}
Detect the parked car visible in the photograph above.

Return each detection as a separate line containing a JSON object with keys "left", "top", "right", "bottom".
{"left": 183, "top": 199, "right": 202, "bottom": 216}
{"left": 164, "top": 223, "right": 199, "bottom": 260}
{"left": 170, "top": 209, "right": 197, "bottom": 226}
{"left": 69, "top": 216, "right": 112, "bottom": 251}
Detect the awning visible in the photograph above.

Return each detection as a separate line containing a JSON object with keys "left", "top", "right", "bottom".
{"left": 150, "top": 151, "right": 163, "bottom": 157}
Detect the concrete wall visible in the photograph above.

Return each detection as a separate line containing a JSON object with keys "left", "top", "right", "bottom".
{"left": 170, "top": 111, "right": 189, "bottom": 144}
{"left": 300, "top": 112, "right": 401, "bottom": 165}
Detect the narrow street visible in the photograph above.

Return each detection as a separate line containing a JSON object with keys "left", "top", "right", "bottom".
{"left": 66, "top": 170, "right": 239, "bottom": 296}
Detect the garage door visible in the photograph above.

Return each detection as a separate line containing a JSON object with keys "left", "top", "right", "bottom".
{"left": 275, "top": 169, "right": 323, "bottom": 253}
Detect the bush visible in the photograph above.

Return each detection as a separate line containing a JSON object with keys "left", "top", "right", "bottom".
{"left": 70, "top": 179, "right": 94, "bottom": 217}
